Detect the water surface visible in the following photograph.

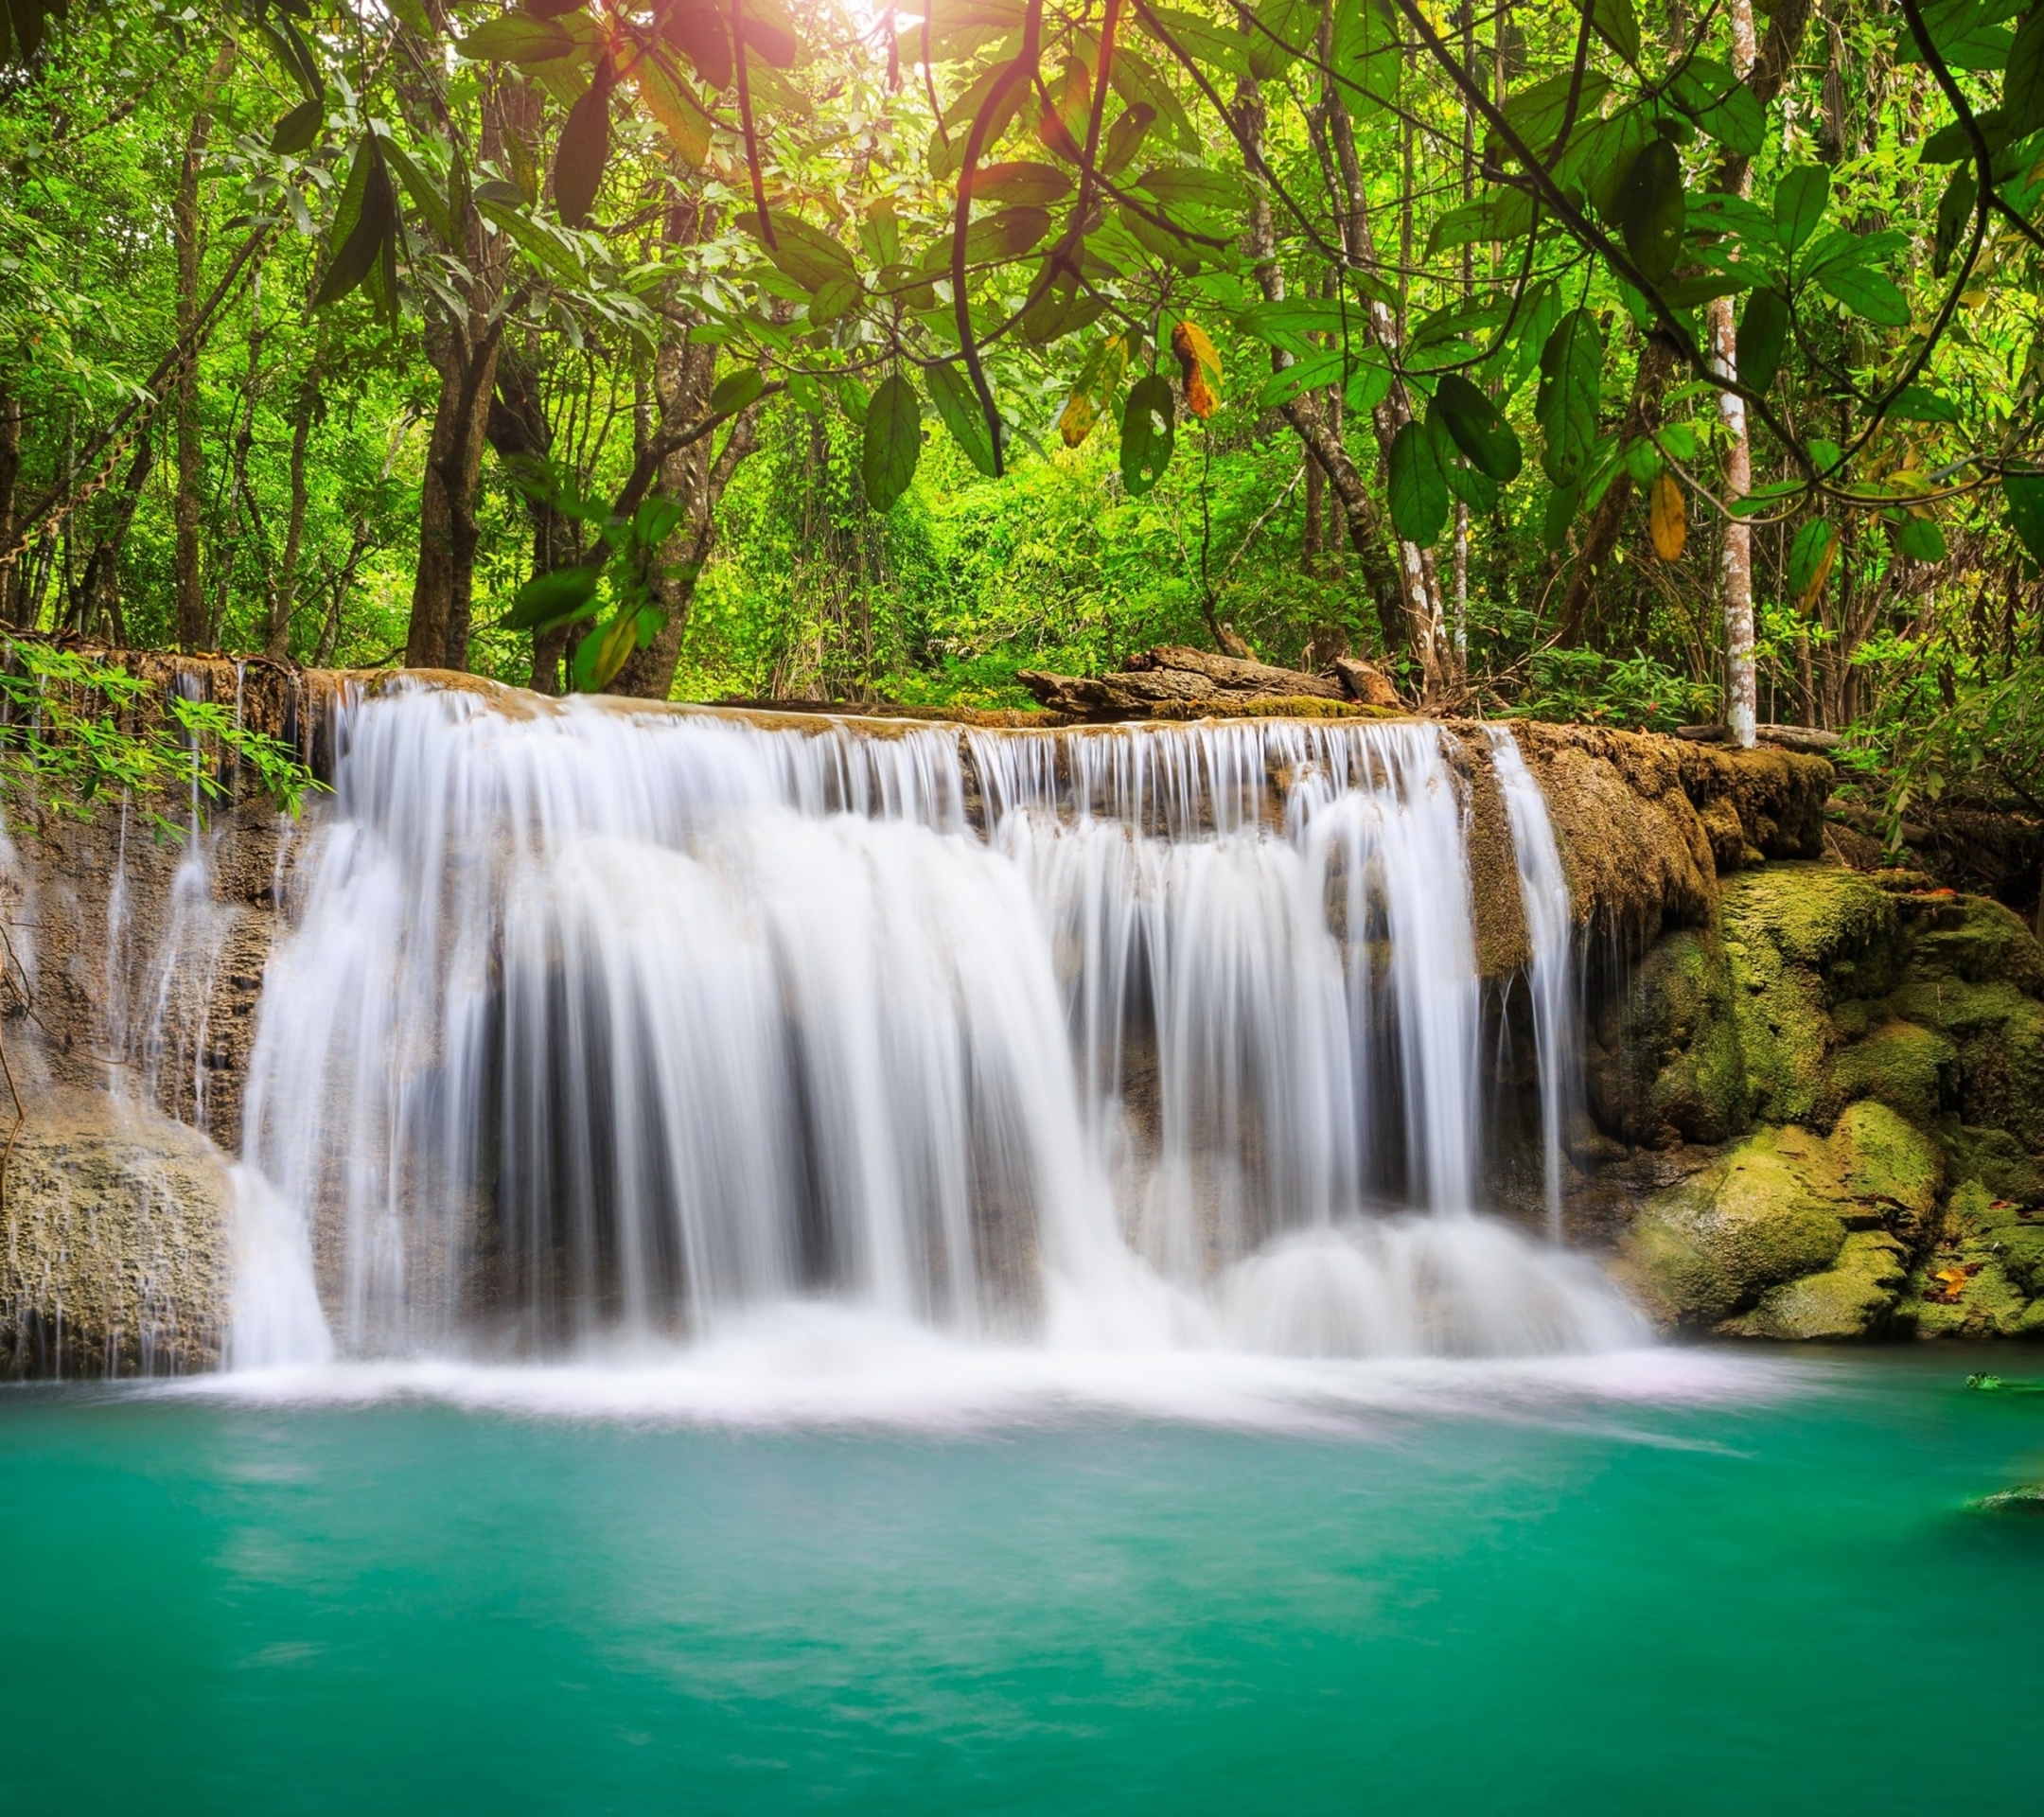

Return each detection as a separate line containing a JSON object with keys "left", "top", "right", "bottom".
{"left": 4, "top": 1342, "right": 2039, "bottom": 1814}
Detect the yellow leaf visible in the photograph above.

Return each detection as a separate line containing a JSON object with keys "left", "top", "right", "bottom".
{"left": 1171, "top": 318, "right": 1222, "bottom": 421}
{"left": 1058, "top": 390, "right": 1098, "bottom": 448}
{"left": 1648, "top": 470, "right": 1686, "bottom": 561}
{"left": 1797, "top": 528, "right": 1839, "bottom": 609}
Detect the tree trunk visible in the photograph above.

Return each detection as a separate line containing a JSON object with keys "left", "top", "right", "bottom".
{"left": 611, "top": 194, "right": 764, "bottom": 701}
{"left": 75, "top": 434, "right": 154, "bottom": 644}
{"left": 1714, "top": 0, "right": 1761, "bottom": 748}
{"left": 485, "top": 345, "right": 584, "bottom": 694}
{"left": 266, "top": 355, "right": 320, "bottom": 662}
{"left": 0, "top": 385, "right": 18, "bottom": 625}
{"left": 403, "top": 72, "right": 513, "bottom": 672}
{"left": 172, "top": 45, "right": 235, "bottom": 653}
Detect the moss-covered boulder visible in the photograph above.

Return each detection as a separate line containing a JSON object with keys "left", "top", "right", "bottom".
{"left": 1615, "top": 1106, "right": 1944, "bottom": 1336}
{"left": 1590, "top": 929, "right": 1751, "bottom": 1145}
{"left": 1720, "top": 865, "right": 1903, "bottom": 1127}
{"left": 1730, "top": 1232, "right": 1912, "bottom": 1341}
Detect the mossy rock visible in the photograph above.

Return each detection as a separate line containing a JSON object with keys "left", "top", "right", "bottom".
{"left": 1903, "top": 894, "right": 2044, "bottom": 994}
{"left": 1889, "top": 980, "right": 2044, "bottom": 1150}
{"left": 1832, "top": 1018, "right": 1955, "bottom": 1127}
{"left": 1592, "top": 929, "right": 1751, "bottom": 1144}
{"left": 1617, "top": 1126, "right": 1850, "bottom": 1328}
{"left": 1899, "top": 1182, "right": 2042, "bottom": 1337}
{"left": 1720, "top": 865, "right": 1901, "bottom": 1127}
{"left": 1723, "top": 1231, "right": 1911, "bottom": 1341}
{"left": 1828, "top": 1100, "right": 1943, "bottom": 1231}
{"left": 1940, "top": 1122, "right": 2044, "bottom": 1208}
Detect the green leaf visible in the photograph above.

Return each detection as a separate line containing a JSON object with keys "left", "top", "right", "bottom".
{"left": 1921, "top": 107, "right": 2012, "bottom": 163}
{"left": 632, "top": 51, "right": 714, "bottom": 169}
{"left": 1119, "top": 373, "right": 1176, "bottom": 495}
{"left": 1536, "top": 308, "right": 1603, "bottom": 488}
{"left": 312, "top": 139, "right": 395, "bottom": 309}
{"left": 862, "top": 373, "right": 923, "bottom": 512}
{"left": 1616, "top": 138, "right": 1684, "bottom": 285}
{"left": 1542, "top": 481, "right": 1582, "bottom": 553}
{"left": 1772, "top": 165, "right": 1830, "bottom": 254}
{"left": 1736, "top": 288, "right": 1789, "bottom": 395}
{"left": 1345, "top": 354, "right": 1392, "bottom": 416}
{"left": 1814, "top": 265, "right": 1912, "bottom": 326}
{"left": 1668, "top": 58, "right": 1763, "bottom": 157}
{"left": 1893, "top": 515, "right": 1947, "bottom": 562}
{"left": 1897, "top": 0, "right": 2016, "bottom": 70}
{"left": 1257, "top": 349, "right": 1347, "bottom": 410}
{"left": 710, "top": 370, "right": 766, "bottom": 413}
{"left": 1387, "top": 420, "right": 1448, "bottom": 546}
{"left": 459, "top": 14, "right": 577, "bottom": 65}
{"left": 1247, "top": 0, "right": 1318, "bottom": 81}
{"left": 742, "top": 210, "right": 858, "bottom": 295}
{"left": 1934, "top": 166, "right": 1979, "bottom": 275}
{"left": 1330, "top": 0, "right": 1401, "bottom": 114}
{"left": 380, "top": 138, "right": 454, "bottom": 247}
{"left": 927, "top": 362, "right": 1000, "bottom": 478}
{"left": 967, "top": 161, "right": 1074, "bottom": 205}
{"left": 2002, "top": 469, "right": 2044, "bottom": 564}
{"left": 1888, "top": 385, "right": 1959, "bottom": 424}
{"left": 1787, "top": 518, "right": 1840, "bottom": 604}
{"left": 1432, "top": 373, "right": 1522, "bottom": 483}
{"left": 1501, "top": 69, "right": 1612, "bottom": 157}
{"left": 806, "top": 274, "right": 863, "bottom": 325}
{"left": 1591, "top": 0, "right": 1640, "bottom": 66}
{"left": 572, "top": 608, "right": 647, "bottom": 693}
{"left": 502, "top": 565, "right": 602, "bottom": 634}
{"left": 271, "top": 97, "right": 325, "bottom": 156}
{"left": 2006, "top": 8, "right": 2044, "bottom": 137}
{"left": 553, "top": 65, "right": 612, "bottom": 229}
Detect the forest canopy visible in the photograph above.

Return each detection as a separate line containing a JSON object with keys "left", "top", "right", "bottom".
{"left": 3, "top": 0, "right": 2044, "bottom": 847}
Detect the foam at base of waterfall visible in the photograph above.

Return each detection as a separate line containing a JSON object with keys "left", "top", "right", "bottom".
{"left": 171, "top": 1295, "right": 1760, "bottom": 1435}
{"left": 1220, "top": 1216, "right": 1648, "bottom": 1359}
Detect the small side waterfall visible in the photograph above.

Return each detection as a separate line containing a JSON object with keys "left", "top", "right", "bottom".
{"left": 227, "top": 687, "right": 1643, "bottom": 1367}
{"left": 1486, "top": 726, "right": 1580, "bottom": 1239}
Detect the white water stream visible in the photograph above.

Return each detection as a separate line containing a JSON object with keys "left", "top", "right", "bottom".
{"left": 225, "top": 686, "right": 1644, "bottom": 1369}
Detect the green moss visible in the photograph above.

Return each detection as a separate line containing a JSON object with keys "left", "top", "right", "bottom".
{"left": 1828, "top": 1101, "right": 1943, "bottom": 1228}
{"left": 1618, "top": 1126, "right": 1849, "bottom": 1328}
{"left": 1725, "top": 1231, "right": 1910, "bottom": 1341}
{"left": 1905, "top": 895, "right": 2044, "bottom": 993}
{"left": 1604, "top": 929, "right": 1751, "bottom": 1143}
{"left": 1831, "top": 1019, "right": 1954, "bottom": 1127}
{"left": 1890, "top": 984, "right": 2044, "bottom": 1149}
{"left": 1940, "top": 1123, "right": 2044, "bottom": 1205}
{"left": 1719, "top": 864, "right": 1898, "bottom": 974}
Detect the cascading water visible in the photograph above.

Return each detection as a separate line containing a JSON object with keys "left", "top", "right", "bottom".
{"left": 227, "top": 684, "right": 1644, "bottom": 1368}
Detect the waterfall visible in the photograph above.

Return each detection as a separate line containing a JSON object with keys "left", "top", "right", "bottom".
{"left": 1484, "top": 726, "right": 1579, "bottom": 1240}
{"left": 227, "top": 684, "right": 1640, "bottom": 1367}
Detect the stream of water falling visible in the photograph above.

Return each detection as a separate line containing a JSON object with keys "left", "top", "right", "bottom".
{"left": 226, "top": 685, "right": 1644, "bottom": 1368}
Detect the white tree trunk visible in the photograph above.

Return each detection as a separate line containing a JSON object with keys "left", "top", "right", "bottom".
{"left": 1716, "top": 0, "right": 1760, "bottom": 750}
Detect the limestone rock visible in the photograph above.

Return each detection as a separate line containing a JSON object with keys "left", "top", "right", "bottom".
{"left": 0, "top": 1086, "right": 232, "bottom": 1374}
{"left": 1617, "top": 1106, "right": 1943, "bottom": 1335}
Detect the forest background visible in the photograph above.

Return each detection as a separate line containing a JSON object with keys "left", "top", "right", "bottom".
{"left": 3, "top": 0, "right": 2043, "bottom": 871}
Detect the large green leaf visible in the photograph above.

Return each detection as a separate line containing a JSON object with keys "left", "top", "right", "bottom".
{"left": 1736, "top": 288, "right": 1790, "bottom": 395}
{"left": 459, "top": 15, "right": 577, "bottom": 65}
{"left": 1501, "top": 69, "right": 1612, "bottom": 157}
{"left": 1119, "top": 374, "right": 1176, "bottom": 495}
{"left": 1330, "top": 0, "right": 1400, "bottom": 113}
{"left": 1387, "top": 420, "right": 1448, "bottom": 546}
{"left": 1814, "top": 265, "right": 1912, "bottom": 327}
{"left": 1536, "top": 309, "right": 1603, "bottom": 488}
{"left": 742, "top": 210, "right": 858, "bottom": 295}
{"left": 553, "top": 66, "right": 612, "bottom": 229}
{"left": 271, "top": 97, "right": 325, "bottom": 156}
{"left": 1668, "top": 58, "right": 1763, "bottom": 157}
{"left": 966, "top": 161, "right": 1073, "bottom": 205}
{"left": 927, "top": 361, "right": 1000, "bottom": 477}
{"left": 312, "top": 138, "right": 395, "bottom": 308}
{"left": 1616, "top": 138, "right": 1684, "bottom": 284}
{"left": 2006, "top": 8, "right": 2044, "bottom": 137}
{"left": 1772, "top": 166, "right": 1829, "bottom": 254}
{"left": 1246, "top": 0, "right": 1318, "bottom": 81}
{"left": 1591, "top": 0, "right": 1640, "bottom": 66}
{"left": 1787, "top": 519, "right": 1840, "bottom": 604}
{"left": 502, "top": 565, "right": 602, "bottom": 634}
{"left": 1893, "top": 514, "right": 1947, "bottom": 563}
{"left": 1432, "top": 374, "right": 1522, "bottom": 483}
{"left": 2003, "top": 469, "right": 2044, "bottom": 564}
{"left": 861, "top": 373, "right": 923, "bottom": 512}
{"left": 1934, "top": 167, "right": 1979, "bottom": 274}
